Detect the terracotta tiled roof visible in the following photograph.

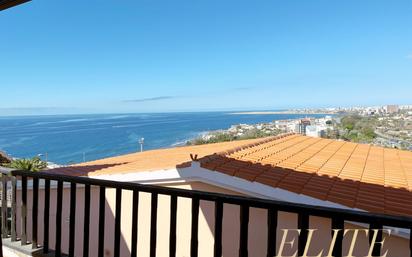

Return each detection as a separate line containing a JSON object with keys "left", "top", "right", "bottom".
{"left": 199, "top": 134, "right": 412, "bottom": 217}
{"left": 45, "top": 138, "right": 271, "bottom": 176}
{"left": 46, "top": 133, "right": 412, "bottom": 217}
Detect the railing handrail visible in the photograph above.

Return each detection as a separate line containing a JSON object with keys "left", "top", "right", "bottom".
{"left": 10, "top": 169, "right": 412, "bottom": 228}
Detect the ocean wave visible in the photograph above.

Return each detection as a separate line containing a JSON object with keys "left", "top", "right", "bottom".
{"left": 111, "top": 119, "right": 184, "bottom": 129}
{"left": 170, "top": 131, "right": 204, "bottom": 147}
{"left": 0, "top": 136, "right": 35, "bottom": 148}
{"left": 171, "top": 140, "right": 188, "bottom": 147}
{"left": 103, "top": 115, "right": 130, "bottom": 120}
{"left": 112, "top": 124, "right": 143, "bottom": 128}
{"left": 32, "top": 118, "right": 92, "bottom": 126}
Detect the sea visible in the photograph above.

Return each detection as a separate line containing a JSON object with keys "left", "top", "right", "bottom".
{"left": 0, "top": 112, "right": 326, "bottom": 165}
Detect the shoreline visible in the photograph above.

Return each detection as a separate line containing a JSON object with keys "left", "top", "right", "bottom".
{"left": 0, "top": 112, "right": 330, "bottom": 164}
{"left": 228, "top": 111, "right": 333, "bottom": 115}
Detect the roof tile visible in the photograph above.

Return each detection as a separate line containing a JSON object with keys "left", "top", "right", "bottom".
{"left": 47, "top": 133, "right": 412, "bottom": 218}
{"left": 198, "top": 134, "right": 412, "bottom": 217}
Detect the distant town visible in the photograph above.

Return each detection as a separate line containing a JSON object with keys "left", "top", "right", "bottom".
{"left": 188, "top": 104, "right": 412, "bottom": 151}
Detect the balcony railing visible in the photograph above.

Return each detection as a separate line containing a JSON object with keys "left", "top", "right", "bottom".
{"left": 1, "top": 169, "right": 412, "bottom": 257}
{"left": 0, "top": 0, "right": 30, "bottom": 11}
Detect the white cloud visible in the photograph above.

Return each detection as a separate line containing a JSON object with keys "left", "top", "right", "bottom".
{"left": 123, "top": 96, "right": 177, "bottom": 103}
{"left": 406, "top": 54, "right": 412, "bottom": 59}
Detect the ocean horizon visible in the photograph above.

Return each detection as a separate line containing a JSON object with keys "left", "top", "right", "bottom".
{"left": 0, "top": 112, "right": 325, "bottom": 165}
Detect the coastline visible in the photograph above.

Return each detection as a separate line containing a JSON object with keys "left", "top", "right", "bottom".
{"left": 0, "top": 112, "right": 328, "bottom": 164}
{"left": 228, "top": 111, "right": 333, "bottom": 115}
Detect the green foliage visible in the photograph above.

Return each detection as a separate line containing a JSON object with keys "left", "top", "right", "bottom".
{"left": 362, "top": 126, "right": 376, "bottom": 139}
{"left": 188, "top": 133, "right": 233, "bottom": 145}
{"left": 336, "top": 115, "right": 377, "bottom": 143}
{"left": 187, "top": 127, "right": 282, "bottom": 145}
{"left": 341, "top": 115, "right": 362, "bottom": 131}
{"left": 5, "top": 157, "right": 47, "bottom": 172}
{"left": 323, "top": 128, "right": 339, "bottom": 139}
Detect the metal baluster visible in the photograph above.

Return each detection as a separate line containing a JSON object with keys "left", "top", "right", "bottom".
{"left": 191, "top": 197, "right": 200, "bottom": 257}
{"left": 214, "top": 200, "right": 223, "bottom": 257}
{"left": 21, "top": 176, "right": 27, "bottom": 246}
{"left": 68, "top": 183, "right": 76, "bottom": 257}
{"left": 1, "top": 175, "right": 8, "bottom": 238}
{"left": 267, "top": 208, "right": 278, "bottom": 257}
{"left": 298, "top": 213, "right": 309, "bottom": 256}
{"left": 130, "top": 190, "right": 139, "bottom": 257}
{"left": 332, "top": 217, "right": 344, "bottom": 257}
{"left": 150, "top": 193, "right": 158, "bottom": 257}
{"left": 55, "top": 181, "right": 63, "bottom": 257}
{"left": 239, "top": 205, "right": 249, "bottom": 257}
{"left": 10, "top": 176, "right": 17, "bottom": 242}
{"left": 409, "top": 228, "right": 412, "bottom": 257}
{"left": 32, "top": 177, "right": 39, "bottom": 248}
{"left": 43, "top": 179, "right": 50, "bottom": 253}
{"left": 169, "top": 195, "right": 177, "bottom": 257}
{"left": 98, "top": 186, "right": 106, "bottom": 257}
{"left": 83, "top": 184, "right": 91, "bottom": 257}
{"left": 114, "top": 188, "right": 122, "bottom": 257}
{"left": 369, "top": 223, "right": 383, "bottom": 257}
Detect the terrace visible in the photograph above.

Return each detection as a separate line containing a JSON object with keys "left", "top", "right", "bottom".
{"left": 1, "top": 152, "right": 412, "bottom": 256}
{"left": 1, "top": 135, "right": 412, "bottom": 256}
{"left": 1, "top": 1, "right": 412, "bottom": 257}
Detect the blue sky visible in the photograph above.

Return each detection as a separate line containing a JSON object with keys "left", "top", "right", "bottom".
{"left": 1, "top": 0, "right": 411, "bottom": 115}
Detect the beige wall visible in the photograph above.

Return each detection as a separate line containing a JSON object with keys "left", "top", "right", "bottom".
{"left": 16, "top": 181, "right": 410, "bottom": 257}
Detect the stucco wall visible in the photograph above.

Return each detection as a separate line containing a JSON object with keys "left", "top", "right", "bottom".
{"left": 15, "top": 181, "right": 410, "bottom": 257}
